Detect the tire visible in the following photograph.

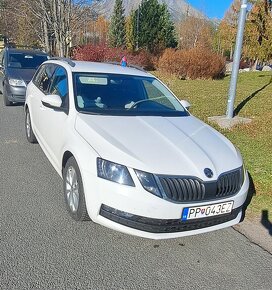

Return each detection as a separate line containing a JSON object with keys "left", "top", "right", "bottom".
{"left": 63, "top": 157, "right": 90, "bottom": 221}
{"left": 3, "top": 85, "right": 12, "bottom": 106}
{"left": 25, "top": 109, "right": 37, "bottom": 143}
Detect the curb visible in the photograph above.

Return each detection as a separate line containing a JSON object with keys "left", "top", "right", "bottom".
{"left": 233, "top": 217, "right": 272, "bottom": 254}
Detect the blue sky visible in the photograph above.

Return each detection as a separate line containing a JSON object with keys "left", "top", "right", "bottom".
{"left": 187, "top": 0, "right": 234, "bottom": 19}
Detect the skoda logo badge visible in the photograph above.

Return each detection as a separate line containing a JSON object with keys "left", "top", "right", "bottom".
{"left": 204, "top": 168, "right": 213, "bottom": 178}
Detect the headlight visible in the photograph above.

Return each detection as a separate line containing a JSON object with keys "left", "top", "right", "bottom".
{"left": 135, "top": 170, "right": 161, "bottom": 197}
{"left": 97, "top": 158, "right": 135, "bottom": 186}
{"left": 8, "top": 78, "right": 26, "bottom": 87}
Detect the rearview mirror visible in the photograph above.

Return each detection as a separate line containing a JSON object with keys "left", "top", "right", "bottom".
{"left": 180, "top": 100, "right": 191, "bottom": 110}
{"left": 42, "top": 94, "right": 62, "bottom": 109}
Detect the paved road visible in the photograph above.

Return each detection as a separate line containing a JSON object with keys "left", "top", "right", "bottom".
{"left": 0, "top": 98, "right": 272, "bottom": 290}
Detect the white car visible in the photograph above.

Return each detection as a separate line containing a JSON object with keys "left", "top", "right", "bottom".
{"left": 24, "top": 59, "right": 249, "bottom": 239}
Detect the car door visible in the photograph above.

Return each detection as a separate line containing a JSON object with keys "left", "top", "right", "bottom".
{"left": 29, "top": 63, "right": 56, "bottom": 138}
{"left": 37, "top": 65, "right": 70, "bottom": 169}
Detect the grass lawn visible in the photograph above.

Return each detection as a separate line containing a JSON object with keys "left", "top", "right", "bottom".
{"left": 154, "top": 71, "right": 272, "bottom": 219}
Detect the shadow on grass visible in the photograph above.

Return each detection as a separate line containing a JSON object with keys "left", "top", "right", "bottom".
{"left": 240, "top": 172, "right": 255, "bottom": 222}
{"left": 261, "top": 210, "right": 272, "bottom": 236}
{"left": 233, "top": 76, "right": 272, "bottom": 116}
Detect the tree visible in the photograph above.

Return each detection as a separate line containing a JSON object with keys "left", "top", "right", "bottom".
{"left": 217, "top": 0, "right": 240, "bottom": 59}
{"left": 133, "top": 0, "right": 177, "bottom": 53}
{"left": 159, "top": 4, "right": 177, "bottom": 49}
{"left": 177, "top": 16, "right": 214, "bottom": 50}
{"left": 126, "top": 12, "right": 137, "bottom": 51}
{"left": 0, "top": 0, "right": 93, "bottom": 57}
{"left": 244, "top": 0, "right": 272, "bottom": 64}
{"left": 108, "top": 0, "right": 126, "bottom": 48}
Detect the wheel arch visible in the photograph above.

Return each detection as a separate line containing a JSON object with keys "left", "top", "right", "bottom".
{"left": 62, "top": 151, "right": 74, "bottom": 174}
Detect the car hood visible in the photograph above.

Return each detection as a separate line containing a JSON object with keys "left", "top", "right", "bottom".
{"left": 75, "top": 114, "right": 242, "bottom": 180}
{"left": 6, "top": 68, "right": 36, "bottom": 83}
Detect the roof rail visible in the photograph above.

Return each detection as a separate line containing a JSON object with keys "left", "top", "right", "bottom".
{"left": 50, "top": 57, "right": 76, "bottom": 67}
{"left": 6, "top": 44, "right": 45, "bottom": 51}
{"left": 106, "top": 61, "right": 146, "bottom": 72}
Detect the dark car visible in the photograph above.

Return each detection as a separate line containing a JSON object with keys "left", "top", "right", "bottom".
{"left": 0, "top": 47, "right": 49, "bottom": 106}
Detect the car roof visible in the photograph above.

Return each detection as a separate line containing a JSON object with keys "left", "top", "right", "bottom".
{"left": 6, "top": 48, "right": 48, "bottom": 55}
{"left": 44, "top": 60, "right": 153, "bottom": 78}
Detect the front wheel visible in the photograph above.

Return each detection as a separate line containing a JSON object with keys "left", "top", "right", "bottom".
{"left": 25, "top": 109, "right": 37, "bottom": 143}
{"left": 63, "top": 157, "right": 90, "bottom": 221}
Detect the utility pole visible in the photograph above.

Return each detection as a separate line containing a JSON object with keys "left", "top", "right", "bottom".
{"left": 209, "top": 0, "right": 251, "bottom": 129}
{"left": 226, "top": 0, "right": 248, "bottom": 119}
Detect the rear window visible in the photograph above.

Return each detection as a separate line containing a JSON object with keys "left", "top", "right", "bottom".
{"left": 8, "top": 53, "right": 48, "bottom": 69}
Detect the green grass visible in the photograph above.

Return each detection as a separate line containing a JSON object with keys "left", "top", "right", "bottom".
{"left": 154, "top": 71, "right": 272, "bottom": 219}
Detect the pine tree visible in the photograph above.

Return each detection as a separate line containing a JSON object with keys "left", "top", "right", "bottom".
{"left": 126, "top": 11, "right": 137, "bottom": 51}
{"left": 132, "top": 0, "right": 177, "bottom": 53}
{"left": 159, "top": 4, "right": 177, "bottom": 49}
{"left": 108, "top": 0, "right": 126, "bottom": 48}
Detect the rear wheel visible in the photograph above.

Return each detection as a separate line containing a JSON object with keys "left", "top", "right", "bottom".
{"left": 63, "top": 157, "right": 90, "bottom": 221}
{"left": 25, "top": 108, "right": 37, "bottom": 143}
{"left": 3, "top": 85, "right": 12, "bottom": 106}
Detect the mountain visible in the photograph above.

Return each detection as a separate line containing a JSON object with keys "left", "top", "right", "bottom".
{"left": 93, "top": 0, "right": 206, "bottom": 22}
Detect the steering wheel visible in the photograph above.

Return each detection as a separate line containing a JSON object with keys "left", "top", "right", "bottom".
{"left": 127, "top": 99, "right": 157, "bottom": 110}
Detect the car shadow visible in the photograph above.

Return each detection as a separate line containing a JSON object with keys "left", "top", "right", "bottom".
{"left": 233, "top": 76, "right": 272, "bottom": 116}
{"left": 240, "top": 171, "right": 255, "bottom": 222}
{"left": 10, "top": 103, "right": 25, "bottom": 107}
{"left": 261, "top": 210, "right": 272, "bottom": 236}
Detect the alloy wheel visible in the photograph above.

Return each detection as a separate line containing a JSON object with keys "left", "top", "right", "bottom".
{"left": 65, "top": 166, "right": 79, "bottom": 213}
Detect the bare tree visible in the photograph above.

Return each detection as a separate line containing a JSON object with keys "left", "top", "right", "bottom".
{"left": 1, "top": 0, "right": 102, "bottom": 56}
{"left": 177, "top": 16, "right": 213, "bottom": 50}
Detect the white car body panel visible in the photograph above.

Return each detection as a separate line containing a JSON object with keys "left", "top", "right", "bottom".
{"left": 75, "top": 114, "right": 241, "bottom": 178}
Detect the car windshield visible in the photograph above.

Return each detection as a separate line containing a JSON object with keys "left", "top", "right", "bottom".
{"left": 73, "top": 73, "right": 189, "bottom": 116}
{"left": 8, "top": 53, "right": 48, "bottom": 69}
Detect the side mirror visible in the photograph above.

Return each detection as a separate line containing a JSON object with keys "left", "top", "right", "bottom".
{"left": 42, "top": 94, "right": 62, "bottom": 109}
{"left": 180, "top": 100, "right": 191, "bottom": 110}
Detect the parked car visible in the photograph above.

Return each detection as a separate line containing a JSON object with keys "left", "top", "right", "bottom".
{"left": 24, "top": 58, "right": 249, "bottom": 239}
{"left": 0, "top": 47, "right": 49, "bottom": 106}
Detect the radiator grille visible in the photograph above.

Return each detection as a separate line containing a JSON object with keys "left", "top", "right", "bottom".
{"left": 159, "top": 177, "right": 205, "bottom": 202}
{"left": 158, "top": 167, "right": 243, "bottom": 203}
{"left": 217, "top": 169, "right": 242, "bottom": 197}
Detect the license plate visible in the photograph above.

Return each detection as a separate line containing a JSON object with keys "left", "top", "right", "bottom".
{"left": 182, "top": 201, "right": 234, "bottom": 221}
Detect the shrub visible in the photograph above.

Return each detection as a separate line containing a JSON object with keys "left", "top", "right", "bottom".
{"left": 71, "top": 44, "right": 154, "bottom": 70}
{"left": 71, "top": 44, "right": 107, "bottom": 62}
{"left": 158, "top": 47, "right": 226, "bottom": 79}
{"left": 126, "top": 50, "right": 154, "bottom": 70}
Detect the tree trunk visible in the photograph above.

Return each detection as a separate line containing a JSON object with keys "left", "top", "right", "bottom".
{"left": 230, "top": 45, "right": 233, "bottom": 60}
{"left": 252, "top": 59, "right": 259, "bottom": 70}
{"left": 43, "top": 19, "right": 50, "bottom": 53}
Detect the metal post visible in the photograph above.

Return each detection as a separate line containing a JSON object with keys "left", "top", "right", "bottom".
{"left": 226, "top": 0, "right": 248, "bottom": 119}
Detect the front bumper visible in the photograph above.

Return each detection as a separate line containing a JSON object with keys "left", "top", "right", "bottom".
{"left": 100, "top": 204, "right": 242, "bottom": 233}
{"left": 83, "top": 170, "right": 250, "bottom": 239}
{"left": 6, "top": 84, "right": 26, "bottom": 103}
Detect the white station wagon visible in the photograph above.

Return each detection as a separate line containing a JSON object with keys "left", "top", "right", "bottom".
{"left": 24, "top": 59, "right": 249, "bottom": 239}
